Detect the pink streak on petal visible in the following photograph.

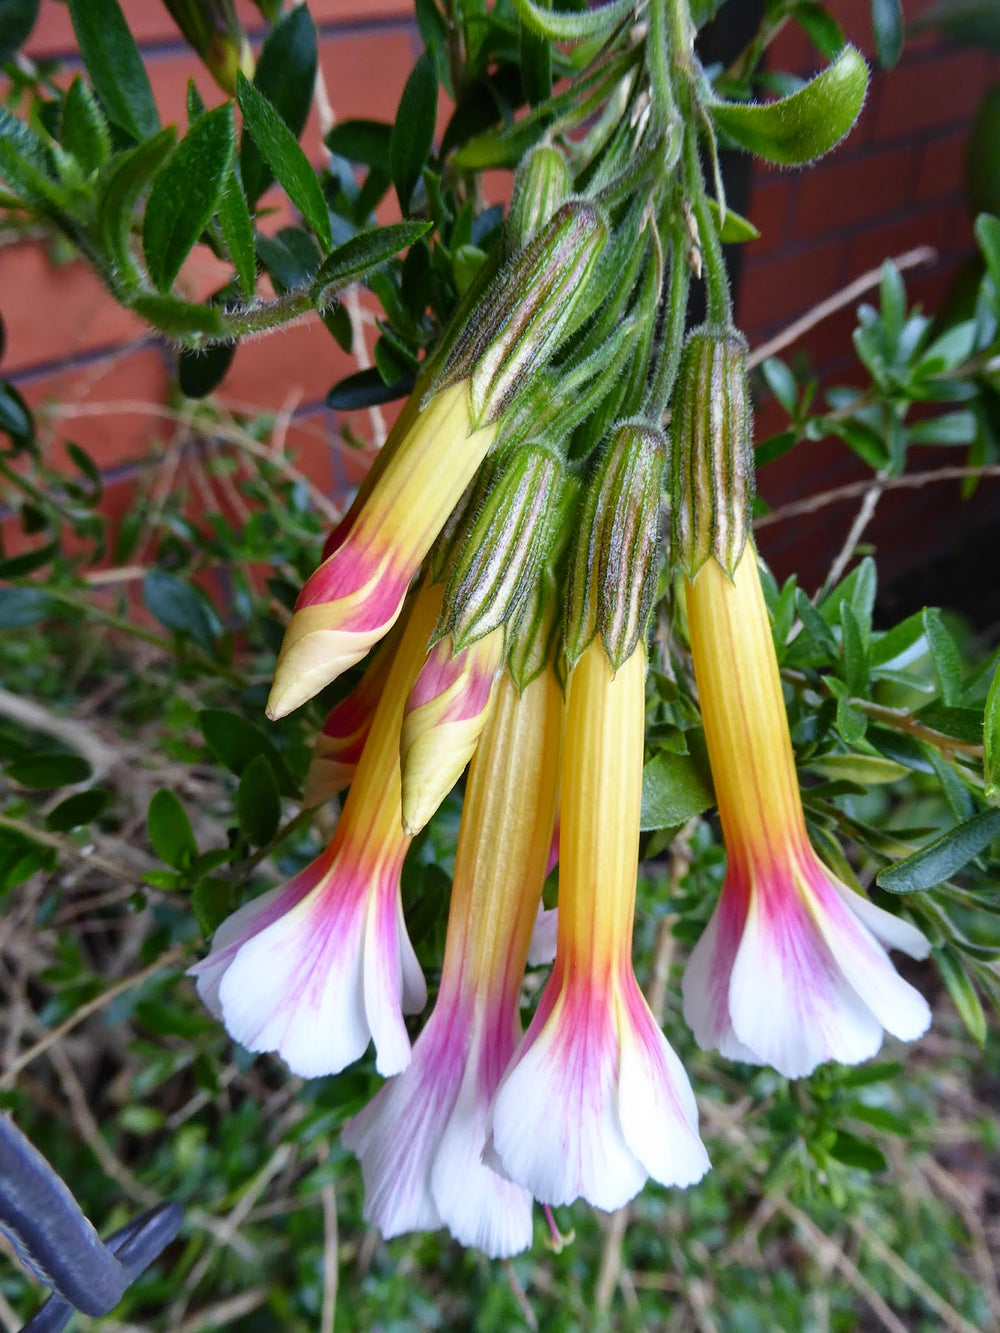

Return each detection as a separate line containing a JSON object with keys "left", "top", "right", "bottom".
{"left": 682, "top": 860, "right": 755, "bottom": 1062}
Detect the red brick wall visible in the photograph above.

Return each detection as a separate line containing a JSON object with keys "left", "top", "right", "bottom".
{"left": 4, "top": 0, "right": 998, "bottom": 591}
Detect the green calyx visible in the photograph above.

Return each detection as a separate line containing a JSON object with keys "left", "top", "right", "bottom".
{"left": 671, "top": 325, "right": 753, "bottom": 581}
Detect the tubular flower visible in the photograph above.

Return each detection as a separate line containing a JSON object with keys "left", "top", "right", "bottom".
{"left": 302, "top": 633, "right": 397, "bottom": 806}
{"left": 399, "top": 625, "right": 505, "bottom": 837}
{"left": 681, "top": 547, "right": 931, "bottom": 1079}
{"left": 267, "top": 201, "right": 606, "bottom": 721}
{"left": 342, "top": 668, "right": 563, "bottom": 1257}
{"left": 189, "top": 585, "right": 447, "bottom": 1079}
{"left": 267, "top": 383, "right": 495, "bottom": 720}
{"left": 489, "top": 642, "right": 709, "bottom": 1210}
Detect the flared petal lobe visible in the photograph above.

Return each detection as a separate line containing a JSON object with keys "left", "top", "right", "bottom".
{"left": 190, "top": 586, "right": 446, "bottom": 1078}
{"left": 267, "top": 382, "right": 496, "bottom": 719}
{"left": 489, "top": 644, "right": 709, "bottom": 1210}
{"left": 343, "top": 669, "right": 563, "bottom": 1256}
{"left": 682, "top": 549, "right": 930, "bottom": 1079}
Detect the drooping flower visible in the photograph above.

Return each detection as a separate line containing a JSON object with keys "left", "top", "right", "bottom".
{"left": 343, "top": 668, "right": 563, "bottom": 1256}
{"left": 266, "top": 382, "right": 496, "bottom": 720}
{"left": 189, "top": 585, "right": 446, "bottom": 1079}
{"left": 266, "top": 201, "right": 607, "bottom": 721}
{"left": 489, "top": 642, "right": 709, "bottom": 1210}
{"left": 399, "top": 625, "right": 504, "bottom": 836}
{"left": 681, "top": 547, "right": 931, "bottom": 1079}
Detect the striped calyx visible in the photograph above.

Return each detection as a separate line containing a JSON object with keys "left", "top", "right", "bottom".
{"left": 438, "top": 447, "right": 564, "bottom": 652}
{"left": 508, "top": 144, "right": 572, "bottom": 249}
{"left": 438, "top": 201, "right": 608, "bottom": 427}
{"left": 671, "top": 326, "right": 754, "bottom": 580}
{"left": 563, "top": 422, "right": 667, "bottom": 671}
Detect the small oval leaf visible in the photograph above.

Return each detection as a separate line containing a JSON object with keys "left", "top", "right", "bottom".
{"left": 877, "top": 807, "right": 1000, "bottom": 892}
{"left": 710, "top": 45, "right": 869, "bottom": 166}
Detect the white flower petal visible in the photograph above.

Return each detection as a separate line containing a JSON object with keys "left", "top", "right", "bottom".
{"left": 617, "top": 987, "right": 710, "bottom": 1190}
{"left": 431, "top": 1063, "right": 533, "bottom": 1258}
{"left": 363, "top": 888, "right": 422, "bottom": 1077}
{"left": 682, "top": 891, "right": 759, "bottom": 1064}
{"left": 829, "top": 880, "right": 931, "bottom": 960}
{"left": 728, "top": 890, "right": 884, "bottom": 1078}
{"left": 810, "top": 882, "right": 932, "bottom": 1046}
{"left": 526, "top": 905, "right": 558, "bottom": 967}
{"left": 489, "top": 995, "right": 646, "bottom": 1211}
{"left": 218, "top": 897, "right": 371, "bottom": 1079}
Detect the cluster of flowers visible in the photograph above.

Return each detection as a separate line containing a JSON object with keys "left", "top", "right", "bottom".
{"left": 190, "top": 197, "right": 931, "bottom": 1257}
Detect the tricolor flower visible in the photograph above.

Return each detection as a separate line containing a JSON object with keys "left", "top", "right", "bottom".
{"left": 488, "top": 642, "right": 710, "bottom": 1210}
{"left": 343, "top": 668, "right": 563, "bottom": 1256}
{"left": 266, "top": 201, "right": 607, "bottom": 721}
{"left": 399, "top": 625, "right": 504, "bottom": 836}
{"left": 302, "top": 631, "right": 397, "bottom": 806}
{"left": 266, "top": 382, "right": 496, "bottom": 720}
{"left": 681, "top": 547, "right": 931, "bottom": 1079}
{"left": 189, "top": 585, "right": 446, "bottom": 1079}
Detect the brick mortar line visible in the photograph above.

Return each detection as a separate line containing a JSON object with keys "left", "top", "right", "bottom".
{"left": 28, "top": 12, "right": 416, "bottom": 67}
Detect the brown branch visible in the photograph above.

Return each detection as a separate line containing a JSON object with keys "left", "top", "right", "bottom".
{"left": 755, "top": 465, "right": 1000, "bottom": 529}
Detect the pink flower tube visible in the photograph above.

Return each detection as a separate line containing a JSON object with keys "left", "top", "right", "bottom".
{"left": 682, "top": 547, "right": 931, "bottom": 1079}
{"left": 189, "top": 585, "right": 446, "bottom": 1078}
{"left": 343, "top": 668, "right": 563, "bottom": 1256}
{"left": 489, "top": 642, "right": 709, "bottom": 1210}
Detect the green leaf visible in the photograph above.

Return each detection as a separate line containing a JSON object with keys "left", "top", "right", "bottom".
{"left": 130, "top": 292, "right": 227, "bottom": 340}
{"left": 0, "top": 110, "right": 66, "bottom": 212}
{"left": 511, "top": 0, "right": 634, "bottom": 40}
{"left": 804, "top": 753, "right": 906, "bottom": 785}
{"left": 828, "top": 1130, "right": 887, "bottom": 1173}
{"left": 178, "top": 342, "right": 236, "bottom": 398}
{"left": 237, "top": 72, "right": 331, "bottom": 249}
{"left": 96, "top": 129, "right": 177, "bottom": 286}
{"left": 877, "top": 807, "right": 1000, "bottom": 892}
{"left": 192, "top": 878, "right": 235, "bottom": 934}
{"left": 0, "top": 827, "right": 54, "bottom": 892}
{"left": 326, "top": 367, "right": 413, "bottom": 411}
{"left": 935, "top": 944, "right": 987, "bottom": 1046}
{"left": 218, "top": 171, "right": 256, "bottom": 299}
{"left": 143, "top": 103, "right": 236, "bottom": 291}
{"left": 7, "top": 752, "right": 92, "bottom": 788}
{"left": 46, "top": 788, "right": 111, "bottom": 831}
{"left": 199, "top": 708, "right": 298, "bottom": 797}
{"left": 240, "top": 4, "right": 317, "bottom": 206}
{"left": 0, "top": 587, "right": 60, "bottom": 628}
{"left": 0, "top": 542, "right": 60, "bottom": 579}
{"left": 390, "top": 52, "right": 438, "bottom": 214}
{"left": 0, "top": 381, "right": 33, "bottom": 443}
{"left": 640, "top": 742, "right": 715, "bottom": 832}
{"left": 0, "top": 0, "right": 40, "bottom": 64}
{"left": 237, "top": 754, "right": 281, "bottom": 846}
{"left": 66, "top": 0, "right": 160, "bottom": 142}
{"left": 710, "top": 45, "right": 869, "bottom": 166}
{"left": 839, "top": 602, "right": 868, "bottom": 695}
{"left": 871, "top": 0, "right": 904, "bottom": 67}
{"left": 975, "top": 213, "right": 1000, "bottom": 293}
{"left": 914, "top": 0, "right": 1000, "bottom": 48}
{"left": 983, "top": 666, "right": 1000, "bottom": 805}
{"left": 521, "top": 4, "right": 553, "bottom": 107}
{"left": 708, "top": 196, "right": 760, "bottom": 243}
{"left": 143, "top": 569, "right": 220, "bottom": 653}
{"left": 60, "top": 76, "right": 111, "bottom": 176}
{"left": 922, "top": 607, "right": 962, "bottom": 705}
{"left": 312, "top": 220, "right": 432, "bottom": 298}
{"left": 915, "top": 702, "right": 983, "bottom": 745}
{"left": 907, "top": 410, "right": 976, "bottom": 446}
{"left": 324, "top": 119, "right": 393, "bottom": 169}
{"left": 148, "top": 788, "right": 198, "bottom": 869}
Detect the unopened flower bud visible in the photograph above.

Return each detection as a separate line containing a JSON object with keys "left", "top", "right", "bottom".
{"left": 564, "top": 422, "right": 667, "bottom": 671}
{"left": 162, "top": 0, "right": 254, "bottom": 95}
{"left": 439, "top": 447, "right": 565, "bottom": 651}
{"left": 507, "top": 567, "right": 559, "bottom": 692}
{"left": 400, "top": 627, "right": 504, "bottom": 836}
{"left": 440, "top": 200, "right": 608, "bottom": 426}
{"left": 671, "top": 326, "right": 753, "bottom": 580}
{"left": 509, "top": 144, "right": 572, "bottom": 249}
